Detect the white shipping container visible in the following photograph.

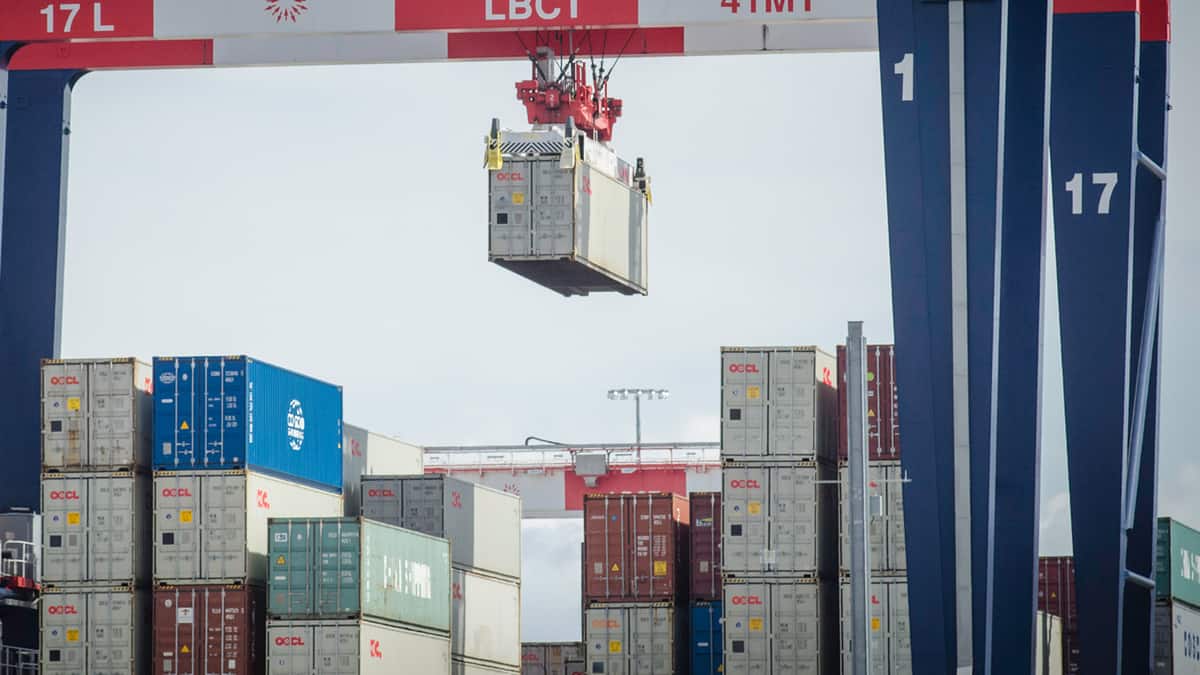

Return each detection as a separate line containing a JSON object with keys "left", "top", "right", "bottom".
{"left": 838, "top": 462, "right": 908, "bottom": 572}
{"left": 154, "top": 470, "right": 342, "bottom": 584}
{"left": 41, "top": 587, "right": 149, "bottom": 675}
{"left": 42, "top": 358, "right": 152, "bottom": 471}
{"left": 723, "top": 463, "right": 835, "bottom": 575}
{"left": 41, "top": 472, "right": 151, "bottom": 586}
{"left": 1036, "top": 611, "right": 1064, "bottom": 675}
{"left": 342, "top": 424, "right": 424, "bottom": 517}
{"left": 721, "top": 347, "right": 838, "bottom": 462}
{"left": 453, "top": 566, "right": 521, "bottom": 669}
{"left": 360, "top": 475, "right": 521, "bottom": 580}
{"left": 839, "top": 578, "right": 911, "bottom": 675}
{"left": 267, "top": 619, "right": 451, "bottom": 675}
{"left": 724, "top": 578, "right": 833, "bottom": 675}
{"left": 585, "top": 604, "right": 681, "bottom": 674}
{"left": 1156, "top": 600, "right": 1200, "bottom": 674}
{"left": 454, "top": 659, "right": 519, "bottom": 675}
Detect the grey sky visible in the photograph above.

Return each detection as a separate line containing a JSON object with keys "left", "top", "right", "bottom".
{"left": 58, "top": 7, "right": 1197, "bottom": 641}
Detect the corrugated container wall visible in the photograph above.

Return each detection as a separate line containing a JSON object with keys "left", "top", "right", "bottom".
{"left": 690, "top": 492, "right": 721, "bottom": 602}
{"left": 453, "top": 659, "right": 519, "bottom": 675}
{"left": 342, "top": 425, "right": 424, "bottom": 516}
{"left": 1158, "top": 517, "right": 1200, "bottom": 608}
{"left": 836, "top": 345, "right": 900, "bottom": 461}
{"left": 690, "top": 602, "right": 723, "bottom": 675}
{"left": 584, "top": 603, "right": 682, "bottom": 675}
{"left": 152, "top": 356, "right": 343, "bottom": 490}
{"left": 267, "top": 517, "right": 451, "bottom": 634}
{"left": 723, "top": 578, "right": 834, "bottom": 675}
{"left": 722, "top": 463, "right": 835, "bottom": 576}
{"left": 1038, "top": 557, "right": 1080, "bottom": 674}
{"left": 1155, "top": 600, "right": 1200, "bottom": 674}
{"left": 42, "top": 358, "right": 153, "bottom": 472}
{"left": 153, "top": 585, "right": 264, "bottom": 675}
{"left": 41, "top": 472, "right": 151, "bottom": 586}
{"left": 41, "top": 587, "right": 149, "bottom": 675}
{"left": 452, "top": 567, "right": 521, "bottom": 669}
{"left": 583, "top": 493, "right": 689, "bottom": 603}
{"left": 838, "top": 462, "right": 907, "bottom": 572}
{"left": 838, "top": 578, "right": 912, "bottom": 675}
{"left": 360, "top": 475, "right": 521, "bottom": 580}
{"left": 721, "top": 347, "right": 838, "bottom": 462}
{"left": 521, "top": 643, "right": 585, "bottom": 675}
{"left": 154, "top": 470, "right": 343, "bottom": 584}
{"left": 267, "top": 618, "right": 451, "bottom": 675}
{"left": 1037, "top": 611, "right": 1064, "bottom": 675}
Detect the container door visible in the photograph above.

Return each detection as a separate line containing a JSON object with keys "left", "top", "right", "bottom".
{"left": 722, "top": 352, "right": 768, "bottom": 459}
{"left": 690, "top": 494, "right": 721, "bottom": 601}
{"left": 773, "top": 582, "right": 821, "bottom": 675}
{"left": 770, "top": 466, "right": 818, "bottom": 573}
{"left": 723, "top": 466, "right": 769, "bottom": 574}
{"left": 360, "top": 478, "right": 404, "bottom": 526}
{"left": 584, "top": 496, "right": 629, "bottom": 601}
{"left": 203, "top": 474, "right": 248, "bottom": 580}
{"left": 155, "top": 474, "right": 202, "bottom": 581}
{"left": 724, "top": 583, "right": 769, "bottom": 675}
{"left": 42, "top": 477, "right": 87, "bottom": 583}
{"left": 691, "top": 604, "right": 722, "bottom": 675}
{"left": 628, "top": 495, "right": 679, "bottom": 601}
{"left": 886, "top": 464, "right": 908, "bottom": 571}
{"left": 402, "top": 477, "right": 447, "bottom": 538}
{"left": 585, "top": 606, "right": 628, "bottom": 675}
{"left": 317, "top": 520, "right": 361, "bottom": 617}
{"left": 317, "top": 622, "right": 361, "bottom": 675}
{"left": 88, "top": 591, "right": 137, "bottom": 673}
{"left": 628, "top": 605, "right": 674, "bottom": 674}
{"left": 41, "top": 592, "right": 86, "bottom": 673}
{"left": 533, "top": 160, "right": 574, "bottom": 256}
{"left": 889, "top": 582, "right": 913, "bottom": 675}
{"left": 564, "top": 658, "right": 586, "bottom": 675}
{"left": 89, "top": 361, "right": 139, "bottom": 468}
{"left": 838, "top": 466, "right": 887, "bottom": 573}
{"left": 43, "top": 362, "right": 88, "bottom": 469}
{"left": 521, "top": 645, "right": 546, "bottom": 675}
{"left": 89, "top": 475, "right": 140, "bottom": 583}
{"left": 269, "top": 520, "right": 316, "bottom": 617}
{"left": 268, "top": 622, "right": 317, "bottom": 675}
{"left": 768, "top": 350, "right": 817, "bottom": 457}
{"left": 490, "top": 160, "right": 534, "bottom": 257}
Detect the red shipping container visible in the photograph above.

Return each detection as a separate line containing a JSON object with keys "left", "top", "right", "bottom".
{"left": 153, "top": 585, "right": 265, "bottom": 675}
{"left": 1038, "top": 556, "right": 1080, "bottom": 674}
{"left": 689, "top": 492, "right": 721, "bottom": 602}
{"left": 584, "top": 493, "right": 689, "bottom": 603}
{"left": 838, "top": 345, "right": 901, "bottom": 461}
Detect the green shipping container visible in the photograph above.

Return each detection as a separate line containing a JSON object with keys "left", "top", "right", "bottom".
{"left": 267, "top": 517, "right": 451, "bottom": 633}
{"left": 1156, "top": 517, "right": 1200, "bottom": 608}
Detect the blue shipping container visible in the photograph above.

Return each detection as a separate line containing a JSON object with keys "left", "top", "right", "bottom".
{"left": 153, "top": 356, "right": 342, "bottom": 490}
{"left": 691, "top": 601, "right": 723, "bottom": 675}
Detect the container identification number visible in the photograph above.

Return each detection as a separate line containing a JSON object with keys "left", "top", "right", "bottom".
{"left": 719, "top": 0, "right": 811, "bottom": 14}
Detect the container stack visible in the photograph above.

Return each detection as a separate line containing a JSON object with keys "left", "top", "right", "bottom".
{"left": 520, "top": 642, "right": 585, "bottom": 675}
{"left": 1155, "top": 517, "right": 1200, "bottom": 675}
{"left": 39, "top": 358, "right": 154, "bottom": 674}
{"left": 361, "top": 475, "right": 523, "bottom": 675}
{"left": 720, "top": 346, "right": 839, "bottom": 675}
{"left": 266, "top": 517, "right": 453, "bottom": 673}
{"left": 582, "top": 492, "right": 689, "bottom": 674}
{"left": 688, "top": 491, "right": 723, "bottom": 675}
{"left": 150, "top": 355, "right": 346, "bottom": 675}
{"left": 836, "top": 344, "right": 911, "bottom": 674}
{"left": 1038, "top": 556, "right": 1080, "bottom": 674}
{"left": 340, "top": 424, "right": 424, "bottom": 516}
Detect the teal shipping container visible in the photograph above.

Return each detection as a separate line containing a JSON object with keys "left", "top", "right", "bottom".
{"left": 267, "top": 517, "right": 451, "bottom": 633}
{"left": 1157, "top": 517, "right": 1200, "bottom": 608}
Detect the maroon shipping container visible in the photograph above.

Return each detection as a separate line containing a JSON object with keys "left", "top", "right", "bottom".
{"left": 690, "top": 492, "right": 721, "bottom": 602}
{"left": 1038, "top": 556, "right": 1080, "bottom": 673}
{"left": 837, "top": 344, "right": 901, "bottom": 461}
{"left": 153, "top": 585, "right": 265, "bottom": 675}
{"left": 584, "top": 493, "right": 689, "bottom": 603}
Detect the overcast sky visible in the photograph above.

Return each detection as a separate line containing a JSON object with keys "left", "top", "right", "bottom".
{"left": 57, "top": 8, "right": 1197, "bottom": 641}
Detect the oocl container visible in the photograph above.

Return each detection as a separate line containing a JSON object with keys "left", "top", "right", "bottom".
{"left": 42, "top": 472, "right": 151, "bottom": 586}
{"left": 267, "top": 517, "right": 451, "bottom": 634}
{"left": 267, "top": 618, "right": 451, "bottom": 675}
{"left": 689, "top": 492, "right": 722, "bottom": 602}
{"left": 723, "top": 578, "right": 834, "bottom": 675}
{"left": 452, "top": 567, "right": 521, "bottom": 669}
{"left": 690, "top": 601, "right": 723, "bottom": 675}
{"left": 584, "top": 603, "right": 682, "bottom": 675}
{"left": 1154, "top": 600, "right": 1200, "bottom": 675}
{"left": 583, "top": 493, "right": 689, "bottom": 603}
{"left": 342, "top": 425, "right": 424, "bottom": 516}
{"left": 454, "top": 659, "right": 519, "bottom": 675}
{"left": 838, "top": 462, "right": 907, "bottom": 572}
{"left": 152, "top": 355, "right": 343, "bottom": 490}
{"left": 41, "top": 587, "right": 149, "bottom": 675}
{"left": 154, "top": 470, "right": 343, "bottom": 584}
{"left": 721, "top": 346, "right": 839, "bottom": 462}
{"left": 1158, "top": 517, "right": 1200, "bottom": 608}
{"left": 836, "top": 345, "right": 901, "bottom": 461}
{"left": 838, "top": 578, "right": 912, "bottom": 675}
{"left": 521, "top": 643, "right": 585, "bottom": 675}
{"left": 723, "top": 463, "right": 835, "bottom": 575}
{"left": 360, "top": 475, "right": 521, "bottom": 580}
{"left": 42, "top": 358, "right": 152, "bottom": 471}
{"left": 152, "top": 585, "right": 264, "bottom": 675}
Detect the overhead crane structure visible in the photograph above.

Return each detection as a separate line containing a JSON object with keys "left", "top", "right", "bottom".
{"left": 0, "top": 1, "right": 1172, "bottom": 673}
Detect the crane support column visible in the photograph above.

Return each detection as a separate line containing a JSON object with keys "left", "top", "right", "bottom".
{"left": 0, "top": 45, "right": 83, "bottom": 510}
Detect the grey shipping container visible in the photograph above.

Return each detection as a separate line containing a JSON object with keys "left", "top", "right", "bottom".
{"left": 838, "top": 578, "right": 911, "bottom": 675}
{"left": 0, "top": 510, "right": 41, "bottom": 582}
{"left": 41, "top": 587, "right": 150, "bottom": 675}
{"left": 267, "top": 517, "right": 451, "bottom": 634}
{"left": 41, "top": 472, "right": 151, "bottom": 586}
{"left": 838, "top": 462, "right": 907, "bottom": 572}
{"left": 360, "top": 475, "right": 521, "bottom": 580}
{"left": 452, "top": 566, "right": 521, "bottom": 669}
{"left": 154, "top": 470, "right": 342, "bottom": 584}
{"left": 42, "top": 358, "right": 153, "bottom": 471}
{"left": 723, "top": 463, "right": 836, "bottom": 576}
{"left": 1155, "top": 600, "right": 1200, "bottom": 674}
{"left": 341, "top": 425, "right": 424, "bottom": 517}
{"left": 724, "top": 578, "right": 835, "bottom": 675}
{"left": 721, "top": 347, "right": 839, "bottom": 462}
{"left": 488, "top": 128, "right": 649, "bottom": 297}
{"left": 521, "top": 642, "right": 585, "bottom": 675}
{"left": 584, "top": 603, "right": 682, "bottom": 675}
{"left": 267, "top": 618, "right": 451, "bottom": 675}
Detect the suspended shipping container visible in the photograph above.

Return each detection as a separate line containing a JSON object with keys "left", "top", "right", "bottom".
{"left": 689, "top": 492, "right": 722, "bottom": 602}
{"left": 1155, "top": 600, "right": 1200, "bottom": 675}
{"left": 690, "top": 601, "right": 723, "bottom": 675}
{"left": 41, "top": 587, "right": 149, "bottom": 675}
{"left": 360, "top": 475, "right": 521, "bottom": 580}
{"left": 838, "top": 578, "right": 911, "bottom": 675}
{"left": 452, "top": 566, "right": 521, "bottom": 670}
{"left": 267, "top": 618, "right": 451, "bottom": 675}
{"left": 1038, "top": 556, "right": 1080, "bottom": 674}
{"left": 723, "top": 578, "right": 834, "bottom": 675}
{"left": 267, "top": 517, "right": 451, "bottom": 634}
{"left": 583, "top": 493, "right": 689, "bottom": 603}
{"left": 42, "top": 472, "right": 151, "bottom": 586}
{"left": 42, "top": 358, "right": 152, "bottom": 471}
{"left": 1158, "top": 517, "right": 1200, "bottom": 608}
{"left": 488, "top": 128, "right": 649, "bottom": 297}
{"left": 153, "top": 585, "right": 264, "bottom": 675}
{"left": 520, "top": 643, "right": 585, "bottom": 675}
{"left": 154, "top": 470, "right": 343, "bottom": 584}
{"left": 836, "top": 345, "right": 900, "bottom": 461}
{"left": 152, "top": 355, "right": 343, "bottom": 490}
{"left": 341, "top": 424, "right": 424, "bottom": 516}
{"left": 721, "top": 346, "right": 839, "bottom": 462}
{"left": 838, "top": 462, "right": 907, "bottom": 572}
{"left": 722, "top": 463, "right": 835, "bottom": 576}
{"left": 584, "top": 603, "right": 683, "bottom": 675}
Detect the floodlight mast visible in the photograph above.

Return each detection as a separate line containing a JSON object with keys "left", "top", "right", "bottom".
{"left": 607, "top": 388, "right": 670, "bottom": 455}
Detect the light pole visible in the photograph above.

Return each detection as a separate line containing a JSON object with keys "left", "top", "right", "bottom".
{"left": 606, "top": 388, "right": 670, "bottom": 449}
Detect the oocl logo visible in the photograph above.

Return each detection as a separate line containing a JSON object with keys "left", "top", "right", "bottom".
{"left": 49, "top": 376, "right": 80, "bottom": 386}
{"left": 369, "top": 639, "right": 382, "bottom": 659}
{"left": 452, "top": 583, "right": 464, "bottom": 600}
{"left": 729, "top": 480, "right": 761, "bottom": 489}
{"left": 367, "top": 488, "right": 395, "bottom": 498}
{"left": 286, "top": 400, "right": 305, "bottom": 451}
{"left": 495, "top": 172, "right": 525, "bottom": 181}
{"left": 730, "top": 595, "right": 763, "bottom": 606}
{"left": 161, "top": 488, "right": 192, "bottom": 498}
{"left": 451, "top": 491, "right": 463, "bottom": 509}
{"left": 47, "top": 605, "right": 78, "bottom": 615}
{"left": 728, "top": 364, "right": 759, "bottom": 374}
{"left": 350, "top": 438, "right": 363, "bottom": 458}
{"left": 275, "top": 636, "right": 305, "bottom": 646}
{"left": 48, "top": 490, "right": 80, "bottom": 500}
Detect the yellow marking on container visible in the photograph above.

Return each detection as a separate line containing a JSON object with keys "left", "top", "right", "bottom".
{"left": 872, "top": 618, "right": 881, "bottom": 631}
{"left": 749, "top": 618, "right": 763, "bottom": 631}
{"left": 747, "top": 386, "right": 761, "bottom": 400}
{"left": 611, "top": 563, "right": 619, "bottom": 572}
{"left": 276, "top": 556, "right": 286, "bottom": 566}
{"left": 181, "top": 645, "right": 190, "bottom": 654}
{"left": 513, "top": 192, "right": 526, "bottom": 205}
{"left": 609, "top": 641, "right": 622, "bottom": 654}
{"left": 180, "top": 510, "right": 193, "bottom": 524}
{"left": 66, "top": 512, "right": 80, "bottom": 526}
{"left": 868, "top": 409, "right": 876, "bottom": 417}
{"left": 653, "top": 561, "right": 667, "bottom": 576}
{"left": 66, "top": 630, "right": 79, "bottom": 642}
{"left": 748, "top": 502, "right": 761, "bottom": 515}
{"left": 180, "top": 421, "right": 189, "bottom": 431}
{"left": 66, "top": 397, "right": 81, "bottom": 411}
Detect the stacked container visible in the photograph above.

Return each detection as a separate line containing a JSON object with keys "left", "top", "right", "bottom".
{"left": 1155, "top": 517, "right": 1200, "bottom": 675}
{"left": 520, "top": 642, "right": 585, "bottom": 675}
{"left": 582, "top": 492, "right": 689, "bottom": 674}
{"left": 720, "top": 346, "right": 839, "bottom": 675}
{"left": 1038, "top": 557, "right": 1080, "bottom": 674}
{"left": 689, "top": 492, "right": 723, "bottom": 675}
{"left": 341, "top": 424, "right": 425, "bottom": 516}
{"left": 39, "top": 358, "right": 155, "bottom": 674}
{"left": 150, "top": 355, "right": 346, "bottom": 675}
{"left": 361, "top": 475, "right": 523, "bottom": 675}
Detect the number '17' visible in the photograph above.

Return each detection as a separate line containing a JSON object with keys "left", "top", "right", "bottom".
{"left": 40, "top": 3, "right": 114, "bottom": 33}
